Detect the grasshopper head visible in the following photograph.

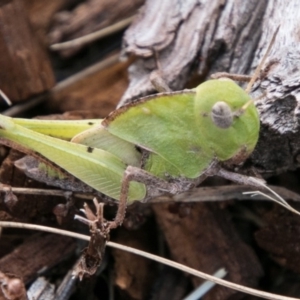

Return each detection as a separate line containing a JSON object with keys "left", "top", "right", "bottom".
{"left": 194, "top": 79, "right": 260, "bottom": 164}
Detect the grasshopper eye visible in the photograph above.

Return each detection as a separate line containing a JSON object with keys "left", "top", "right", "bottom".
{"left": 211, "top": 101, "right": 233, "bottom": 129}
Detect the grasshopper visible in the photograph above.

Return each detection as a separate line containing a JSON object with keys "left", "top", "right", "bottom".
{"left": 0, "top": 78, "right": 262, "bottom": 224}
{"left": 0, "top": 27, "right": 295, "bottom": 231}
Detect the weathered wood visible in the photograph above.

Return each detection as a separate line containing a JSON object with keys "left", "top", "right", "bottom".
{"left": 48, "top": 56, "right": 132, "bottom": 116}
{"left": 255, "top": 207, "right": 300, "bottom": 274}
{"left": 248, "top": 0, "right": 300, "bottom": 174}
{"left": 0, "top": 0, "right": 55, "bottom": 103}
{"left": 24, "top": 0, "right": 78, "bottom": 45}
{"left": 153, "top": 202, "right": 263, "bottom": 300}
{"left": 111, "top": 225, "right": 158, "bottom": 300}
{"left": 121, "top": 0, "right": 300, "bottom": 176}
{"left": 0, "top": 149, "right": 69, "bottom": 222}
{"left": 120, "top": 0, "right": 267, "bottom": 105}
{"left": 0, "top": 234, "right": 75, "bottom": 283}
{"left": 48, "top": 0, "right": 144, "bottom": 56}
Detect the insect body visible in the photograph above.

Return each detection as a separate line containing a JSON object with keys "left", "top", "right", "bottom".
{"left": 103, "top": 79, "right": 259, "bottom": 180}
{"left": 0, "top": 79, "right": 259, "bottom": 208}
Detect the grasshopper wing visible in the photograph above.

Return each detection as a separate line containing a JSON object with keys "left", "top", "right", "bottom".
{"left": 103, "top": 91, "right": 212, "bottom": 179}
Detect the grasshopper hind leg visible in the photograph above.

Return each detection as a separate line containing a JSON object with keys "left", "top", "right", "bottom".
{"left": 108, "top": 166, "right": 210, "bottom": 229}
{"left": 109, "top": 160, "right": 221, "bottom": 229}
{"left": 108, "top": 166, "right": 181, "bottom": 229}
{"left": 109, "top": 164, "right": 267, "bottom": 230}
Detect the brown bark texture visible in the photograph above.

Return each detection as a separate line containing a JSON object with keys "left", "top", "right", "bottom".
{"left": 47, "top": 0, "right": 144, "bottom": 56}
{"left": 0, "top": 0, "right": 55, "bottom": 103}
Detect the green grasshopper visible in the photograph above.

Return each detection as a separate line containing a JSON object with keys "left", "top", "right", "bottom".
{"left": 0, "top": 27, "right": 296, "bottom": 230}
{"left": 0, "top": 78, "right": 261, "bottom": 224}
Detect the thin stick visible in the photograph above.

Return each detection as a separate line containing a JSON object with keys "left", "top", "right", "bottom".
{"left": 1, "top": 184, "right": 300, "bottom": 204}
{"left": 0, "top": 184, "right": 94, "bottom": 200}
{"left": 0, "top": 221, "right": 299, "bottom": 300}
{"left": 244, "top": 188, "right": 300, "bottom": 216}
{"left": 152, "top": 185, "right": 300, "bottom": 203}
{"left": 51, "top": 53, "right": 120, "bottom": 94}
{"left": 0, "top": 89, "right": 12, "bottom": 106}
{"left": 1, "top": 94, "right": 46, "bottom": 117}
{"left": 50, "top": 16, "right": 135, "bottom": 51}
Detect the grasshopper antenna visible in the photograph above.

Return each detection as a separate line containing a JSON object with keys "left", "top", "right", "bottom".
{"left": 239, "top": 26, "right": 280, "bottom": 113}
{"left": 0, "top": 89, "right": 12, "bottom": 106}
{"left": 245, "top": 26, "right": 280, "bottom": 94}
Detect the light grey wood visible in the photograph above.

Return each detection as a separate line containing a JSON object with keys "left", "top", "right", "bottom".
{"left": 120, "top": 0, "right": 266, "bottom": 105}
{"left": 249, "top": 0, "right": 300, "bottom": 174}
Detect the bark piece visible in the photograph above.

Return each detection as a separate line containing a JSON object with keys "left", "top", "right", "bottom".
{"left": 111, "top": 224, "right": 158, "bottom": 300}
{"left": 49, "top": 58, "right": 132, "bottom": 116}
{"left": 48, "top": 0, "right": 144, "bottom": 56}
{"left": 255, "top": 207, "right": 300, "bottom": 273}
{"left": 0, "top": 234, "right": 75, "bottom": 284}
{"left": 149, "top": 267, "right": 190, "bottom": 300}
{"left": 24, "top": 0, "right": 78, "bottom": 45}
{"left": 153, "top": 202, "right": 263, "bottom": 300}
{"left": 0, "top": 150, "right": 65, "bottom": 221}
{"left": 0, "top": 150, "right": 27, "bottom": 188}
{"left": 0, "top": 0, "right": 55, "bottom": 103}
